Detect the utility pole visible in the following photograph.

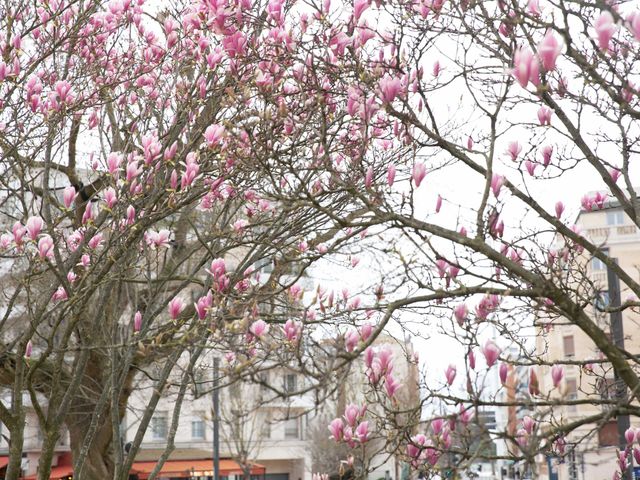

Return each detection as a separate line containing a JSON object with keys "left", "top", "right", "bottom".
{"left": 213, "top": 357, "right": 220, "bottom": 480}
{"left": 607, "top": 258, "right": 632, "bottom": 480}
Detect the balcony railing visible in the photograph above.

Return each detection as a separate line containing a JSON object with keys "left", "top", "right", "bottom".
{"left": 585, "top": 225, "right": 639, "bottom": 243}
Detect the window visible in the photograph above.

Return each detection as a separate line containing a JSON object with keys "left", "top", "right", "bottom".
{"left": 563, "top": 335, "right": 575, "bottom": 358}
{"left": 192, "top": 415, "right": 205, "bottom": 440}
{"left": 284, "top": 374, "right": 297, "bottom": 393}
{"left": 151, "top": 413, "right": 168, "bottom": 440}
{"left": 284, "top": 418, "right": 299, "bottom": 439}
{"left": 606, "top": 210, "right": 624, "bottom": 225}
{"left": 598, "top": 421, "right": 618, "bottom": 447}
{"left": 260, "top": 372, "right": 270, "bottom": 391}
{"left": 261, "top": 416, "right": 271, "bottom": 439}
{"left": 591, "top": 257, "right": 606, "bottom": 271}
{"left": 566, "top": 378, "right": 578, "bottom": 400}
{"left": 594, "top": 291, "right": 610, "bottom": 310}
{"left": 566, "top": 378, "right": 578, "bottom": 413}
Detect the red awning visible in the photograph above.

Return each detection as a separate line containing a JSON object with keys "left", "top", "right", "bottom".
{"left": 0, "top": 456, "right": 8, "bottom": 469}
{"left": 22, "top": 465, "right": 73, "bottom": 479}
{"left": 132, "top": 459, "right": 266, "bottom": 479}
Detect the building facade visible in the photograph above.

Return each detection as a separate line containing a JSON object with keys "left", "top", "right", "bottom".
{"left": 535, "top": 201, "right": 640, "bottom": 480}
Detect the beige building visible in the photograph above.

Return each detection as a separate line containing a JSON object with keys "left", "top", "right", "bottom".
{"left": 536, "top": 200, "right": 640, "bottom": 480}
{"left": 1, "top": 333, "right": 419, "bottom": 480}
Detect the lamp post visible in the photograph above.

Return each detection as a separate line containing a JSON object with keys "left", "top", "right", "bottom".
{"left": 606, "top": 258, "right": 632, "bottom": 480}
{"left": 213, "top": 357, "right": 220, "bottom": 480}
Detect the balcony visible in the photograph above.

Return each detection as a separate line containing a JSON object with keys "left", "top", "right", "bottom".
{"left": 585, "top": 225, "right": 640, "bottom": 244}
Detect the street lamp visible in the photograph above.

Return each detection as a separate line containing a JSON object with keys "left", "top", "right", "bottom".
{"left": 213, "top": 357, "right": 220, "bottom": 480}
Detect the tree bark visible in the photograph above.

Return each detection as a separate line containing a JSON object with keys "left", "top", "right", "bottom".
{"left": 68, "top": 416, "right": 115, "bottom": 480}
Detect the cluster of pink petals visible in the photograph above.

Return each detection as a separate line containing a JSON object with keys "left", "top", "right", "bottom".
{"left": 435, "top": 259, "right": 461, "bottom": 288}
{"left": 551, "top": 364, "right": 564, "bottom": 387}
{"left": 475, "top": 294, "right": 501, "bottom": 321}
{"left": 344, "top": 323, "right": 373, "bottom": 352}
{"left": 250, "top": 319, "right": 269, "bottom": 338}
{"left": 146, "top": 229, "right": 171, "bottom": 249}
{"left": 453, "top": 303, "right": 468, "bottom": 326}
{"left": 364, "top": 345, "right": 402, "bottom": 398}
{"left": 594, "top": 11, "right": 618, "bottom": 51}
{"left": 581, "top": 191, "right": 608, "bottom": 211}
{"left": 328, "top": 403, "right": 369, "bottom": 447}
{"left": 481, "top": 339, "right": 501, "bottom": 367}
{"left": 283, "top": 319, "right": 302, "bottom": 342}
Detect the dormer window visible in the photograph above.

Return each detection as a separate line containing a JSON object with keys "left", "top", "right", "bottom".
{"left": 606, "top": 210, "right": 624, "bottom": 225}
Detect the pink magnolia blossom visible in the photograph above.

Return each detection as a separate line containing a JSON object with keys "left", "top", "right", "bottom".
{"left": 453, "top": 303, "right": 468, "bottom": 326}
{"left": 512, "top": 47, "right": 539, "bottom": 88}
{"left": 204, "top": 124, "right": 225, "bottom": 147}
{"left": 250, "top": 319, "right": 269, "bottom": 337}
{"left": 25, "top": 340, "right": 33, "bottom": 359}
{"left": 506, "top": 141, "right": 522, "bottom": 161}
{"left": 555, "top": 201, "right": 565, "bottom": 219}
{"left": 551, "top": 364, "right": 564, "bottom": 387}
{"left": 104, "top": 187, "right": 118, "bottom": 209}
{"left": 328, "top": 418, "right": 344, "bottom": 441}
{"left": 345, "top": 329, "right": 359, "bottom": 352}
{"left": 627, "top": 12, "right": 640, "bottom": 41}
{"left": 134, "top": 311, "right": 143, "bottom": 333}
{"left": 107, "top": 152, "right": 122, "bottom": 176}
{"left": 344, "top": 404, "right": 361, "bottom": 426}
{"left": 445, "top": 364, "right": 456, "bottom": 385}
{"left": 63, "top": 186, "right": 76, "bottom": 208}
{"left": 82, "top": 203, "right": 95, "bottom": 224}
{"left": 365, "top": 166, "right": 374, "bottom": 188}
{"left": 353, "top": 0, "right": 369, "bottom": 21}
{"left": 37, "top": 235, "right": 54, "bottom": 259}
{"left": 527, "top": 0, "right": 542, "bottom": 16}
{"left": 538, "top": 106, "right": 552, "bottom": 126}
{"left": 207, "top": 258, "right": 226, "bottom": 278}
{"left": 359, "top": 323, "right": 373, "bottom": 342}
{"left": 435, "top": 194, "right": 442, "bottom": 213}
{"left": 537, "top": 31, "right": 562, "bottom": 71}
{"left": 355, "top": 421, "right": 369, "bottom": 443}
{"left": 525, "top": 160, "right": 537, "bottom": 176}
{"left": 195, "top": 293, "right": 213, "bottom": 320}
{"left": 378, "top": 75, "right": 403, "bottom": 103}
{"left": 610, "top": 168, "right": 621, "bottom": 183}
{"left": 88, "top": 234, "right": 103, "bottom": 250}
{"left": 499, "top": 362, "right": 509, "bottom": 385}
{"left": 482, "top": 340, "right": 500, "bottom": 367}
{"left": 541, "top": 145, "right": 553, "bottom": 166}
{"left": 412, "top": 163, "right": 426, "bottom": 187}
{"left": 491, "top": 174, "right": 504, "bottom": 197}
{"left": 283, "top": 319, "right": 302, "bottom": 341}
{"left": 168, "top": 297, "right": 185, "bottom": 320}
{"left": 384, "top": 373, "right": 402, "bottom": 398}
{"left": 386, "top": 163, "right": 396, "bottom": 187}
{"left": 147, "top": 229, "right": 171, "bottom": 249}
{"left": 594, "top": 11, "right": 618, "bottom": 51}
{"left": 626, "top": 428, "right": 637, "bottom": 445}
{"left": 26, "top": 216, "right": 44, "bottom": 240}
{"left": 52, "top": 286, "right": 68, "bottom": 302}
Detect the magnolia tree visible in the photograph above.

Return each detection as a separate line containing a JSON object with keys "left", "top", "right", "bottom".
{"left": 2, "top": 0, "right": 640, "bottom": 479}
{"left": 0, "top": 0, "right": 384, "bottom": 478}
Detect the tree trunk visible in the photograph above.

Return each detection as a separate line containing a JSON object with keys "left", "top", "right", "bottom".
{"left": 68, "top": 413, "right": 116, "bottom": 480}
{"left": 5, "top": 421, "right": 24, "bottom": 480}
{"left": 36, "top": 430, "right": 61, "bottom": 480}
